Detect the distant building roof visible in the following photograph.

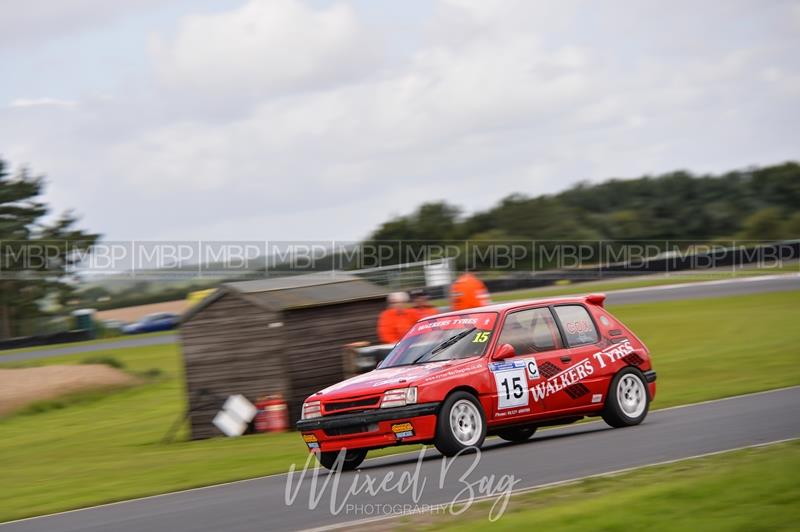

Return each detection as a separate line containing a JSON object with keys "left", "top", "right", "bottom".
{"left": 182, "top": 272, "right": 387, "bottom": 321}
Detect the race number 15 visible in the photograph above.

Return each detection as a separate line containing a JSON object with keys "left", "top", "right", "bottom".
{"left": 494, "top": 368, "right": 528, "bottom": 409}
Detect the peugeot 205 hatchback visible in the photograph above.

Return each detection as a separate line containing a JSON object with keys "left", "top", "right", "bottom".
{"left": 296, "top": 293, "right": 656, "bottom": 470}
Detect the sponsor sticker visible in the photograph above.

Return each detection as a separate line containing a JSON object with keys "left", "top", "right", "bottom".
{"left": 591, "top": 394, "right": 603, "bottom": 403}
{"left": 302, "top": 433, "right": 318, "bottom": 443}
{"left": 392, "top": 423, "right": 415, "bottom": 439}
{"left": 489, "top": 360, "right": 526, "bottom": 372}
{"left": 423, "top": 362, "right": 484, "bottom": 383}
{"left": 391, "top": 422, "right": 414, "bottom": 433}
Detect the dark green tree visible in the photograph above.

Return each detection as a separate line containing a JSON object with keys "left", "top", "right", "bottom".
{"left": 737, "top": 207, "right": 787, "bottom": 241}
{"left": 0, "top": 158, "right": 99, "bottom": 338}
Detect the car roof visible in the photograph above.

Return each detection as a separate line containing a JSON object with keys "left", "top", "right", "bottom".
{"left": 426, "top": 293, "right": 605, "bottom": 320}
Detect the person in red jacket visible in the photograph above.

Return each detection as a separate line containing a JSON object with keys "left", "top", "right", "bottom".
{"left": 449, "top": 272, "right": 490, "bottom": 311}
{"left": 409, "top": 288, "right": 438, "bottom": 321}
{"left": 377, "top": 292, "right": 415, "bottom": 344}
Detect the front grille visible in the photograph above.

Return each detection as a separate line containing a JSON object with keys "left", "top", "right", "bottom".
{"left": 324, "top": 397, "right": 381, "bottom": 413}
{"left": 539, "top": 361, "right": 561, "bottom": 379}
{"left": 564, "top": 383, "right": 590, "bottom": 399}
{"left": 324, "top": 422, "right": 378, "bottom": 437}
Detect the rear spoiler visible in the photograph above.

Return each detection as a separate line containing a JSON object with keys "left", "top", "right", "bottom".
{"left": 585, "top": 293, "right": 606, "bottom": 307}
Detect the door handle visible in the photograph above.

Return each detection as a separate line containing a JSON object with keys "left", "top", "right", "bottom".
{"left": 560, "top": 356, "right": 572, "bottom": 363}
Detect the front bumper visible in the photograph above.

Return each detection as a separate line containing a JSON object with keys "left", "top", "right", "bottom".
{"left": 297, "top": 402, "right": 440, "bottom": 452}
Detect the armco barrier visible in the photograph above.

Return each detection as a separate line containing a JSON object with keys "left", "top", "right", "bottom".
{"left": 0, "top": 329, "right": 93, "bottom": 351}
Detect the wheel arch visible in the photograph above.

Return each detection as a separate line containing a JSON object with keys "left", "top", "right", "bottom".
{"left": 440, "top": 385, "right": 490, "bottom": 419}
{"left": 447, "top": 384, "right": 481, "bottom": 398}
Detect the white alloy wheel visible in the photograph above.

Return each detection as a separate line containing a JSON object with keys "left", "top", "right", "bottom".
{"left": 617, "top": 373, "right": 646, "bottom": 418}
{"left": 449, "top": 398, "right": 482, "bottom": 446}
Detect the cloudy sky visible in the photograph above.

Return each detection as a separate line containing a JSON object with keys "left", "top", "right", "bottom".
{"left": 2, "top": 0, "right": 799, "bottom": 242}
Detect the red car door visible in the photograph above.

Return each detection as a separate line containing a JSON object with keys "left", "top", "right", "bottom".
{"left": 490, "top": 306, "right": 566, "bottom": 422}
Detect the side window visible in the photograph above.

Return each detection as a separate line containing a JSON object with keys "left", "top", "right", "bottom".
{"left": 498, "top": 308, "right": 563, "bottom": 355}
{"left": 554, "top": 305, "right": 599, "bottom": 346}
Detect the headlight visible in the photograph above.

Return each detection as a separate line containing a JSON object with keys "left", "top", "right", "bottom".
{"left": 302, "top": 400, "right": 321, "bottom": 419}
{"left": 380, "top": 387, "right": 417, "bottom": 408}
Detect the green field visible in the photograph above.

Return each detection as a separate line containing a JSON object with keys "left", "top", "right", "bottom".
{"left": 385, "top": 440, "right": 800, "bottom": 531}
{"left": 1, "top": 290, "right": 799, "bottom": 522}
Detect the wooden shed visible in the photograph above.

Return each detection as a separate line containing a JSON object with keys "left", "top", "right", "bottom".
{"left": 179, "top": 273, "right": 386, "bottom": 439}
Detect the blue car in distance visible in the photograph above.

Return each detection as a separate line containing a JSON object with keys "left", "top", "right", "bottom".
{"left": 122, "top": 312, "right": 180, "bottom": 334}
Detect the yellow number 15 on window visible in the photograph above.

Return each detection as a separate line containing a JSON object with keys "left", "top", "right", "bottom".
{"left": 472, "top": 331, "right": 490, "bottom": 343}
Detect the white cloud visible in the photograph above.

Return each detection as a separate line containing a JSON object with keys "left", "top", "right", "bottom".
{"left": 9, "top": 97, "right": 78, "bottom": 108}
{"left": 111, "top": 25, "right": 598, "bottom": 198}
{"left": 0, "top": 0, "right": 175, "bottom": 48}
{"left": 150, "top": 0, "right": 376, "bottom": 102}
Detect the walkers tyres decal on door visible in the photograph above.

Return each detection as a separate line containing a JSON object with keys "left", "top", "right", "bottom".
{"left": 490, "top": 339, "right": 637, "bottom": 409}
{"left": 490, "top": 360, "right": 529, "bottom": 409}
{"left": 529, "top": 340, "right": 636, "bottom": 402}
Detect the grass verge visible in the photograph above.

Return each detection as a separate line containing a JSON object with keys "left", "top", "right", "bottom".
{"left": 1, "top": 290, "right": 798, "bottom": 522}
{"left": 379, "top": 440, "right": 800, "bottom": 531}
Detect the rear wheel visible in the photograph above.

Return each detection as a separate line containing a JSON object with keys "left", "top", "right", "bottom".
{"left": 602, "top": 367, "right": 650, "bottom": 428}
{"left": 316, "top": 448, "right": 368, "bottom": 471}
{"left": 434, "top": 391, "right": 487, "bottom": 457}
{"left": 496, "top": 425, "right": 537, "bottom": 443}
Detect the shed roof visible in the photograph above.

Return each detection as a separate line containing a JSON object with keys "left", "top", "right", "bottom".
{"left": 182, "top": 272, "right": 387, "bottom": 321}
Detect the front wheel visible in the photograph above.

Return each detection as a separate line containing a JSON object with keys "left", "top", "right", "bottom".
{"left": 602, "top": 367, "right": 650, "bottom": 428}
{"left": 316, "top": 448, "right": 368, "bottom": 471}
{"left": 434, "top": 391, "right": 487, "bottom": 457}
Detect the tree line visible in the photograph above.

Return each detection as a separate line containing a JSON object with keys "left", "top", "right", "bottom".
{"left": 367, "top": 162, "right": 800, "bottom": 256}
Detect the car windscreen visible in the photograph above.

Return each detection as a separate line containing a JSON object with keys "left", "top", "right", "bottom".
{"left": 378, "top": 312, "right": 498, "bottom": 368}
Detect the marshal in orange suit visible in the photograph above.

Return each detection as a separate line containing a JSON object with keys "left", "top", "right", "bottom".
{"left": 449, "top": 272, "right": 490, "bottom": 311}
{"left": 377, "top": 292, "right": 416, "bottom": 344}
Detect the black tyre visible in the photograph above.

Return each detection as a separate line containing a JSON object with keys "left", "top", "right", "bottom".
{"left": 434, "top": 391, "right": 487, "bottom": 457}
{"left": 316, "top": 448, "right": 368, "bottom": 471}
{"left": 496, "top": 425, "right": 537, "bottom": 443}
{"left": 602, "top": 367, "right": 650, "bottom": 428}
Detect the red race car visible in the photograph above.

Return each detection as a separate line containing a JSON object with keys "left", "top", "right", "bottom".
{"left": 296, "top": 294, "right": 656, "bottom": 470}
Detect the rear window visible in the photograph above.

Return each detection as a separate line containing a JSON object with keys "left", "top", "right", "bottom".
{"left": 554, "top": 305, "right": 599, "bottom": 346}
